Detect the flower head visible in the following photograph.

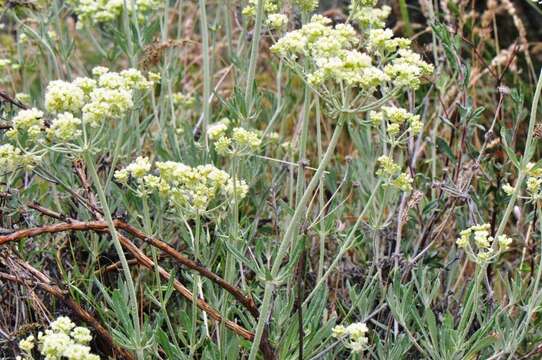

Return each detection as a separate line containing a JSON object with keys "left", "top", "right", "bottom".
{"left": 45, "top": 80, "right": 85, "bottom": 114}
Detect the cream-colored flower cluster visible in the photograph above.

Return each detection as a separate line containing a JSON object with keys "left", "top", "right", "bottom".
{"left": 271, "top": 4, "right": 432, "bottom": 92}
{"left": 7, "top": 67, "right": 151, "bottom": 147}
{"left": 6, "top": 108, "right": 44, "bottom": 141}
{"left": 456, "top": 224, "right": 512, "bottom": 264}
{"left": 207, "top": 118, "right": 262, "bottom": 157}
{"left": 266, "top": 13, "right": 288, "bottom": 30}
{"left": 384, "top": 49, "right": 434, "bottom": 90}
{"left": 503, "top": 163, "right": 542, "bottom": 200}
{"left": 0, "top": 144, "right": 39, "bottom": 172}
{"left": 172, "top": 92, "right": 196, "bottom": 109}
{"left": 242, "top": 0, "right": 290, "bottom": 32}
{"left": 293, "top": 0, "right": 318, "bottom": 13}
{"left": 47, "top": 113, "right": 83, "bottom": 142}
{"left": 370, "top": 105, "right": 422, "bottom": 139}
{"left": 242, "top": 0, "right": 278, "bottom": 17}
{"left": 67, "top": 0, "right": 160, "bottom": 26}
{"left": 350, "top": 0, "right": 391, "bottom": 29}
{"left": 376, "top": 155, "right": 412, "bottom": 192}
{"left": 115, "top": 157, "right": 248, "bottom": 216}
{"left": 332, "top": 322, "right": 369, "bottom": 353}
{"left": 17, "top": 316, "right": 98, "bottom": 360}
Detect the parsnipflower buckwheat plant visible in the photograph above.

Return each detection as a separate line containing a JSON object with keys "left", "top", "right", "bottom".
{"left": 17, "top": 316, "right": 99, "bottom": 360}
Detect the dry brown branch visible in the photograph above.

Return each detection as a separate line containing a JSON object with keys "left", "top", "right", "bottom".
{"left": 0, "top": 221, "right": 256, "bottom": 340}
{"left": 0, "top": 262, "right": 134, "bottom": 360}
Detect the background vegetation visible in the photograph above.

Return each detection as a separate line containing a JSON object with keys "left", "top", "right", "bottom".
{"left": 1, "top": 0, "right": 542, "bottom": 359}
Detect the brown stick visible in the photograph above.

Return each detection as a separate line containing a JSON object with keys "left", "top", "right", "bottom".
{"left": 22, "top": 201, "right": 275, "bottom": 358}
{"left": 0, "top": 221, "right": 255, "bottom": 341}
{"left": 115, "top": 221, "right": 260, "bottom": 318}
{"left": 0, "top": 272, "right": 135, "bottom": 360}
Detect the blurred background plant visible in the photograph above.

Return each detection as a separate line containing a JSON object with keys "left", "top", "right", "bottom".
{"left": 0, "top": 0, "right": 541, "bottom": 359}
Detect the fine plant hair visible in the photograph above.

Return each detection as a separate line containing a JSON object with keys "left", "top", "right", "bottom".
{"left": 0, "top": 1, "right": 541, "bottom": 360}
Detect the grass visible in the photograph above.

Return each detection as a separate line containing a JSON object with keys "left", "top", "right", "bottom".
{"left": 0, "top": 0, "right": 542, "bottom": 359}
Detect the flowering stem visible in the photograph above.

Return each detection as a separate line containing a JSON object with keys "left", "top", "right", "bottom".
{"left": 244, "top": 0, "right": 265, "bottom": 113}
{"left": 199, "top": 0, "right": 211, "bottom": 148}
{"left": 496, "top": 69, "right": 542, "bottom": 237}
{"left": 249, "top": 115, "right": 346, "bottom": 360}
{"left": 303, "top": 179, "right": 382, "bottom": 308}
{"left": 83, "top": 151, "right": 144, "bottom": 360}
{"left": 315, "top": 97, "right": 325, "bottom": 281}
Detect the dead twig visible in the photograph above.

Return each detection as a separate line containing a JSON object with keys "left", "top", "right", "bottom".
{"left": 0, "top": 263, "right": 134, "bottom": 360}
{"left": 0, "top": 220, "right": 256, "bottom": 341}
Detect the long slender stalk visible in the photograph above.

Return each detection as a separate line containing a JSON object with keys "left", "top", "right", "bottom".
{"left": 303, "top": 179, "right": 382, "bottom": 307}
{"left": 244, "top": 0, "right": 265, "bottom": 113}
{"left": 316, "top": 97, "right": 325, "bottom": 281}
{"left": 249, "top": 116, "right": 346, "bottom": 360}
{"left": 496, "top": 69, "right": 542, "bottom": 237}
{"left": 199, "top": 0, "right": 212, "bottom": 148}
{"left": 83, "top": 152, "right": 144, "bottom": 360}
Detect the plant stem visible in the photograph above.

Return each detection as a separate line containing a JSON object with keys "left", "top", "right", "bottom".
{"left": 249, "top": 116, "right": 346, "bottom": 359}
{"left": 244, "top": 0, "right": 265, "bottom": 113}
{"left": 303, "top": 179, "right": 382, "bottom": 307}
{"left": 199, "top": 0, "right": 211, "bottom": 148}
{"left": 398, "top": 0, "right": 413, "bottom": 37}
{"left": 496, "top": 69, "right": 542, "bottom": 237}
{"left": 83, "top": 152, "right": 144, "bottom": 360}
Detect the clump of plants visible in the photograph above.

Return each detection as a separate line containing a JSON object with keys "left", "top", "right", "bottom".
{"left": 1, "top": 0, "right": 542, "bottom": 359}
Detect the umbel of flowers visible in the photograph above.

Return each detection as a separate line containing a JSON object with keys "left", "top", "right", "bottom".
{"left": 17, "top": 316, "right": 99, "bottom": 360}
{"left": 376, "top": 155, "right": 413, "bottom": 192}
{"left": 332, "top": 322, "right": 370, "bottom": 354}
{"left": 207, "top": 118, "right": 262, "bottom": 157}
{"left": 2, "top": 67, "right": 153, "bottom": 173}
{"left": 270, "top": 14, "right": 432, "bottom": 94}
{"left": 269, "top": 1, "right": 432, "bottom": 196}
{"left": 456, "top": 224, "right": 513, "bottom": 264}
{"left": 115, "top": 157, "right": 248, "bottom": 218}
{"left": 503, "top": 163, "right": 542, "bottom": 201}
{"left": 65, "top": 0, "right": 160, "bottom": 27}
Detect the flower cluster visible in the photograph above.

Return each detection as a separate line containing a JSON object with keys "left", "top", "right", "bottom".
{"left": 369, "top": 105, "right": 422, "bottom": 139}
{"left": 66, "top": 0, "right": 160, "bottom": 26}
{"left": 271, "top": 1, "right": 432, "bottom": 94}
{"left": 376, "top": 155, "right": 412, "bottom": 192}
{"left": 272, "top": 15, "right": 379, "bottom": 88}
{"left": 332, "top": 322, "right": 369, "bottom": 353}
{"left": 47, "top": 113, "right": 83, "bottom": 142}
{"left": 45, "top": 80, "right": 86, "bottom": 114}
{"left": 503, "top": 163, "right": 542, "bottom": 200}
{"left": 172, "top": 92, "right": 196, "bottom": 109}
{"left": 17, "top": 316, "right": 98, "bottom": 360}
{"left": 367, "top": 29, "right": 411, "bottom": 53}
{"left": 266, "top": 13, "right": 288, "bottom": 30}
{"left": 81, "top": 67, "right": 151, "bottom": 127}
{"left": 30, "top": 67, "right": 148, "bottom": 141}
{"left": 207, "top": 118, "right": 262, "bottom": 156}
{"left": 350, "top": 0, "right": 391, "bottom": 29}
{"left": 115, "top": 158, "right": 248, "bottom": 216}
{"left": 242, "top": 0, "right": 278, "bottom": 18}
{"left": 293, "top": 0, "right": 318, "bottom": 13}
{"left": 383, "top": 49, "right": 434, "bottom": 90}
{"left": 5, "top": 108, "right": 44, "bottom": 141}
{"left": 456, "top": 224, "right": 512, "bottom": 264}
{"left": 0, "top": 144, "right": 39, "bottom": 172}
